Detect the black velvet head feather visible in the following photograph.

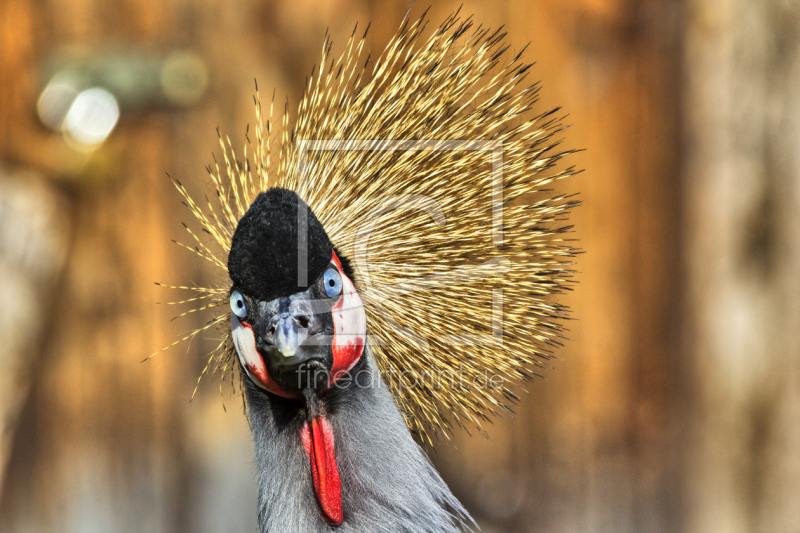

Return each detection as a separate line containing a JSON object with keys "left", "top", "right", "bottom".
{"left": 228, "top": 188, "right": 333, "bottom": 302}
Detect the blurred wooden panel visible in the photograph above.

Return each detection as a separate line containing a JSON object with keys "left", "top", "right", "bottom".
{"left": 0, "top": 0, "right": 269, "bottom": 530}
{"left": 0, "top": 168, "right": 70, "bottom": 501}
{"left": 684, "top": 1, "right": 800, "bottom": 532}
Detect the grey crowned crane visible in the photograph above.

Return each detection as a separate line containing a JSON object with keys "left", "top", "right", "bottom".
{"left": 158, "top": 8, "right": 579, "bottom": 533}
{"left": 228, "top": 188, "right": 470, "bottom": 530}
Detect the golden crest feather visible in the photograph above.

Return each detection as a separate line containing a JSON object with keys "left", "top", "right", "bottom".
{"left": 157, "top": 9, "right": 580, "bottom": 443}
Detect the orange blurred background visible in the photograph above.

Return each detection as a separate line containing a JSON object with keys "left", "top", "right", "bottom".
{"left": 1, "top": 1, "right": 799, "bottom": 532}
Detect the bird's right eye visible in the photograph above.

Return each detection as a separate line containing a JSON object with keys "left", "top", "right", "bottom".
{"left": 230, "top": 290, "right": 247, "bottom": 319}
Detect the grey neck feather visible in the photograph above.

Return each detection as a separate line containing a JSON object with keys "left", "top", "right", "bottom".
{"left": 244, "top": 346, "right": 473, "bottom": 533}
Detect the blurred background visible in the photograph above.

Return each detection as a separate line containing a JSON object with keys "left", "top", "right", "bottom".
{"left": 1, "top": 0, "right": 799, "bottom": 532}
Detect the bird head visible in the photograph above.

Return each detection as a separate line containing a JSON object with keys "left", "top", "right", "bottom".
{"left": 226, "top": 188, "right": 366, "bottom": 399}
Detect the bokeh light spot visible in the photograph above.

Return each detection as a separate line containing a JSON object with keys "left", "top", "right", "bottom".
{"left": 63, "top": 87, "right": 120, "bottom": 147}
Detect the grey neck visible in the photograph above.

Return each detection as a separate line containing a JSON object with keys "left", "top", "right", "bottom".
{"left": 244, "top": 348, "right": 472, "bottom": 533}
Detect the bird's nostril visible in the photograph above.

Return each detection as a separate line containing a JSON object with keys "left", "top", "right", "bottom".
{"left": 297, "top": 316, "right": 309, "bottom": 329}
{"left": 268, "top": 324, "right": 276, "bottom": 336}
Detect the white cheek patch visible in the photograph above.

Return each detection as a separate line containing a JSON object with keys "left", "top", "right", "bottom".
{"left": 334, "top": 273, "right": 366, "bottom": 344}
{"left": 331, "top": 266, "right": 367, "bottom": 376}
{"left": 231, "top": 313, "right": 269, "bottom": 390}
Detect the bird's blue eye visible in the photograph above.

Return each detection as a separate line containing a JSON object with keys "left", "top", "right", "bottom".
{"left": 323, "top": 268, "right": 342, "bottom": 298}
{"left": 230, "top": 290, "right": 247, "bottom": 319}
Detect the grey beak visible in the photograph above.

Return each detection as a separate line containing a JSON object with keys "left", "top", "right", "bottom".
{"left": 272, "top": 317, "right": 309, "bottom": 358}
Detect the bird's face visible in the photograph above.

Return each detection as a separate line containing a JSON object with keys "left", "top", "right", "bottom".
{"left": 226, "top": 188, "right": 366, "bottom": 525}
{"left": 230, "top": 249, "right": 366, "bottom": 398}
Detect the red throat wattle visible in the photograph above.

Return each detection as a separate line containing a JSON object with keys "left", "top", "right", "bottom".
{"left": 300, "top": 417, "right": 343, "bottom": 525}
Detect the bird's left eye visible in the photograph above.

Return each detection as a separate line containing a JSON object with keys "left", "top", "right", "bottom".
{"left": 230, "top": 290, "right": 247, "bottom": 318}
{"left": 323, "top": 268, "right": 342, "bottom": 298}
